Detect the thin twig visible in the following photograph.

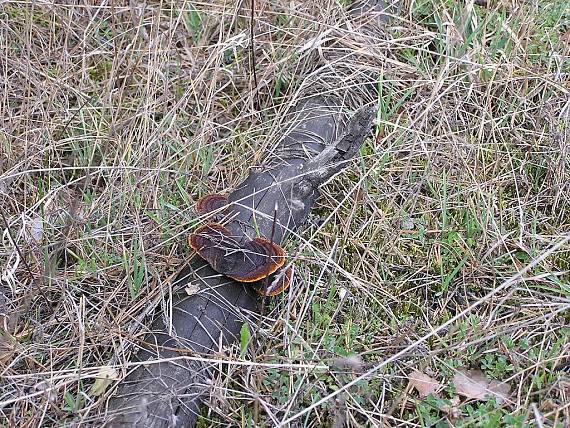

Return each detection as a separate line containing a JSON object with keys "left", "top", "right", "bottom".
{"left": 249, "top": 0, "right": 260, "bottom": 110}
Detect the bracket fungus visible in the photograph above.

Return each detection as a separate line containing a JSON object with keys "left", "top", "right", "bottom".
{"left": 189, "top": 222, "right": 286, "bottom": 282}
{"left": 191, "top": 194, "right": 293, "bottom": 295}
{"left": 256, "top": 265, "right": 293, "bottom": 296}
{"left": 195, "top": 193, "right": 229, "bottom": 217}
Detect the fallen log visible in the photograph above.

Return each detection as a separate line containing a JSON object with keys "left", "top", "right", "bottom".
{"left": 105, "top": 1, "right": 394, "bottom": 425}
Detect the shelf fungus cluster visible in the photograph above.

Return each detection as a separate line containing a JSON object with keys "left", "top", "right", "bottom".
{"left": 189, "top": 194, "right": 292, "bottom": 296}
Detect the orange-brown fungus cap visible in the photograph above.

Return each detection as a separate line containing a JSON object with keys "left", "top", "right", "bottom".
{"left": 226, "top": 238, "right": 286, "bottom": 282}
{"left": 195, "top": 194, "right": 228, "bottom": 216}
{"left": 189, "top": 224, "right": 286, "bottom": 283}
{"left": 188, "top": 223, "right": 231, "bottom": 253}
{"left": 256, "top": 266, "right": 292, "bottom": 296}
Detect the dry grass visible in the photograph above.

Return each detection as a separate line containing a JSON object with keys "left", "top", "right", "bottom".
{"left": 1, "top": 0, "right": 569, "bottom": 426}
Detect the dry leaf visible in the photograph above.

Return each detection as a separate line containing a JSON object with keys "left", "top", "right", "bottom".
{"left": 453, "top": 369, "right": 511, "bottom": 405}
{"left": 0, "top": 336, "right": 13, "bottom": 364}
{"left": 409, "top": 369, "right": 441, "bottom": 398}
{"left": 440, "top": 396, "right": 461, "bottom": 418}
{"left": 487, "top": 379, "right": 512, "bottom": 403}
{"left": 90, "top": 365, "right": 119, "bottom": 397}
{"left": 0, "top": 290, "right": 17, "bottom": 365}
{"left": 23, "top": 215, "right": 43, "bottom": 244}
{"left": 34, "top": 380, "right": 58, "bottom": 403}
{"left": 184, "top": 283, "right": 200, "bottom": 295}
{"left": 402, "top": 217, "right": 415, "bottom": 230}
{"left": 332, "top": 355, "right": 363, "bottom": 371}
{"left": 0, "top": 333, "right": 18, "bottom": 365}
